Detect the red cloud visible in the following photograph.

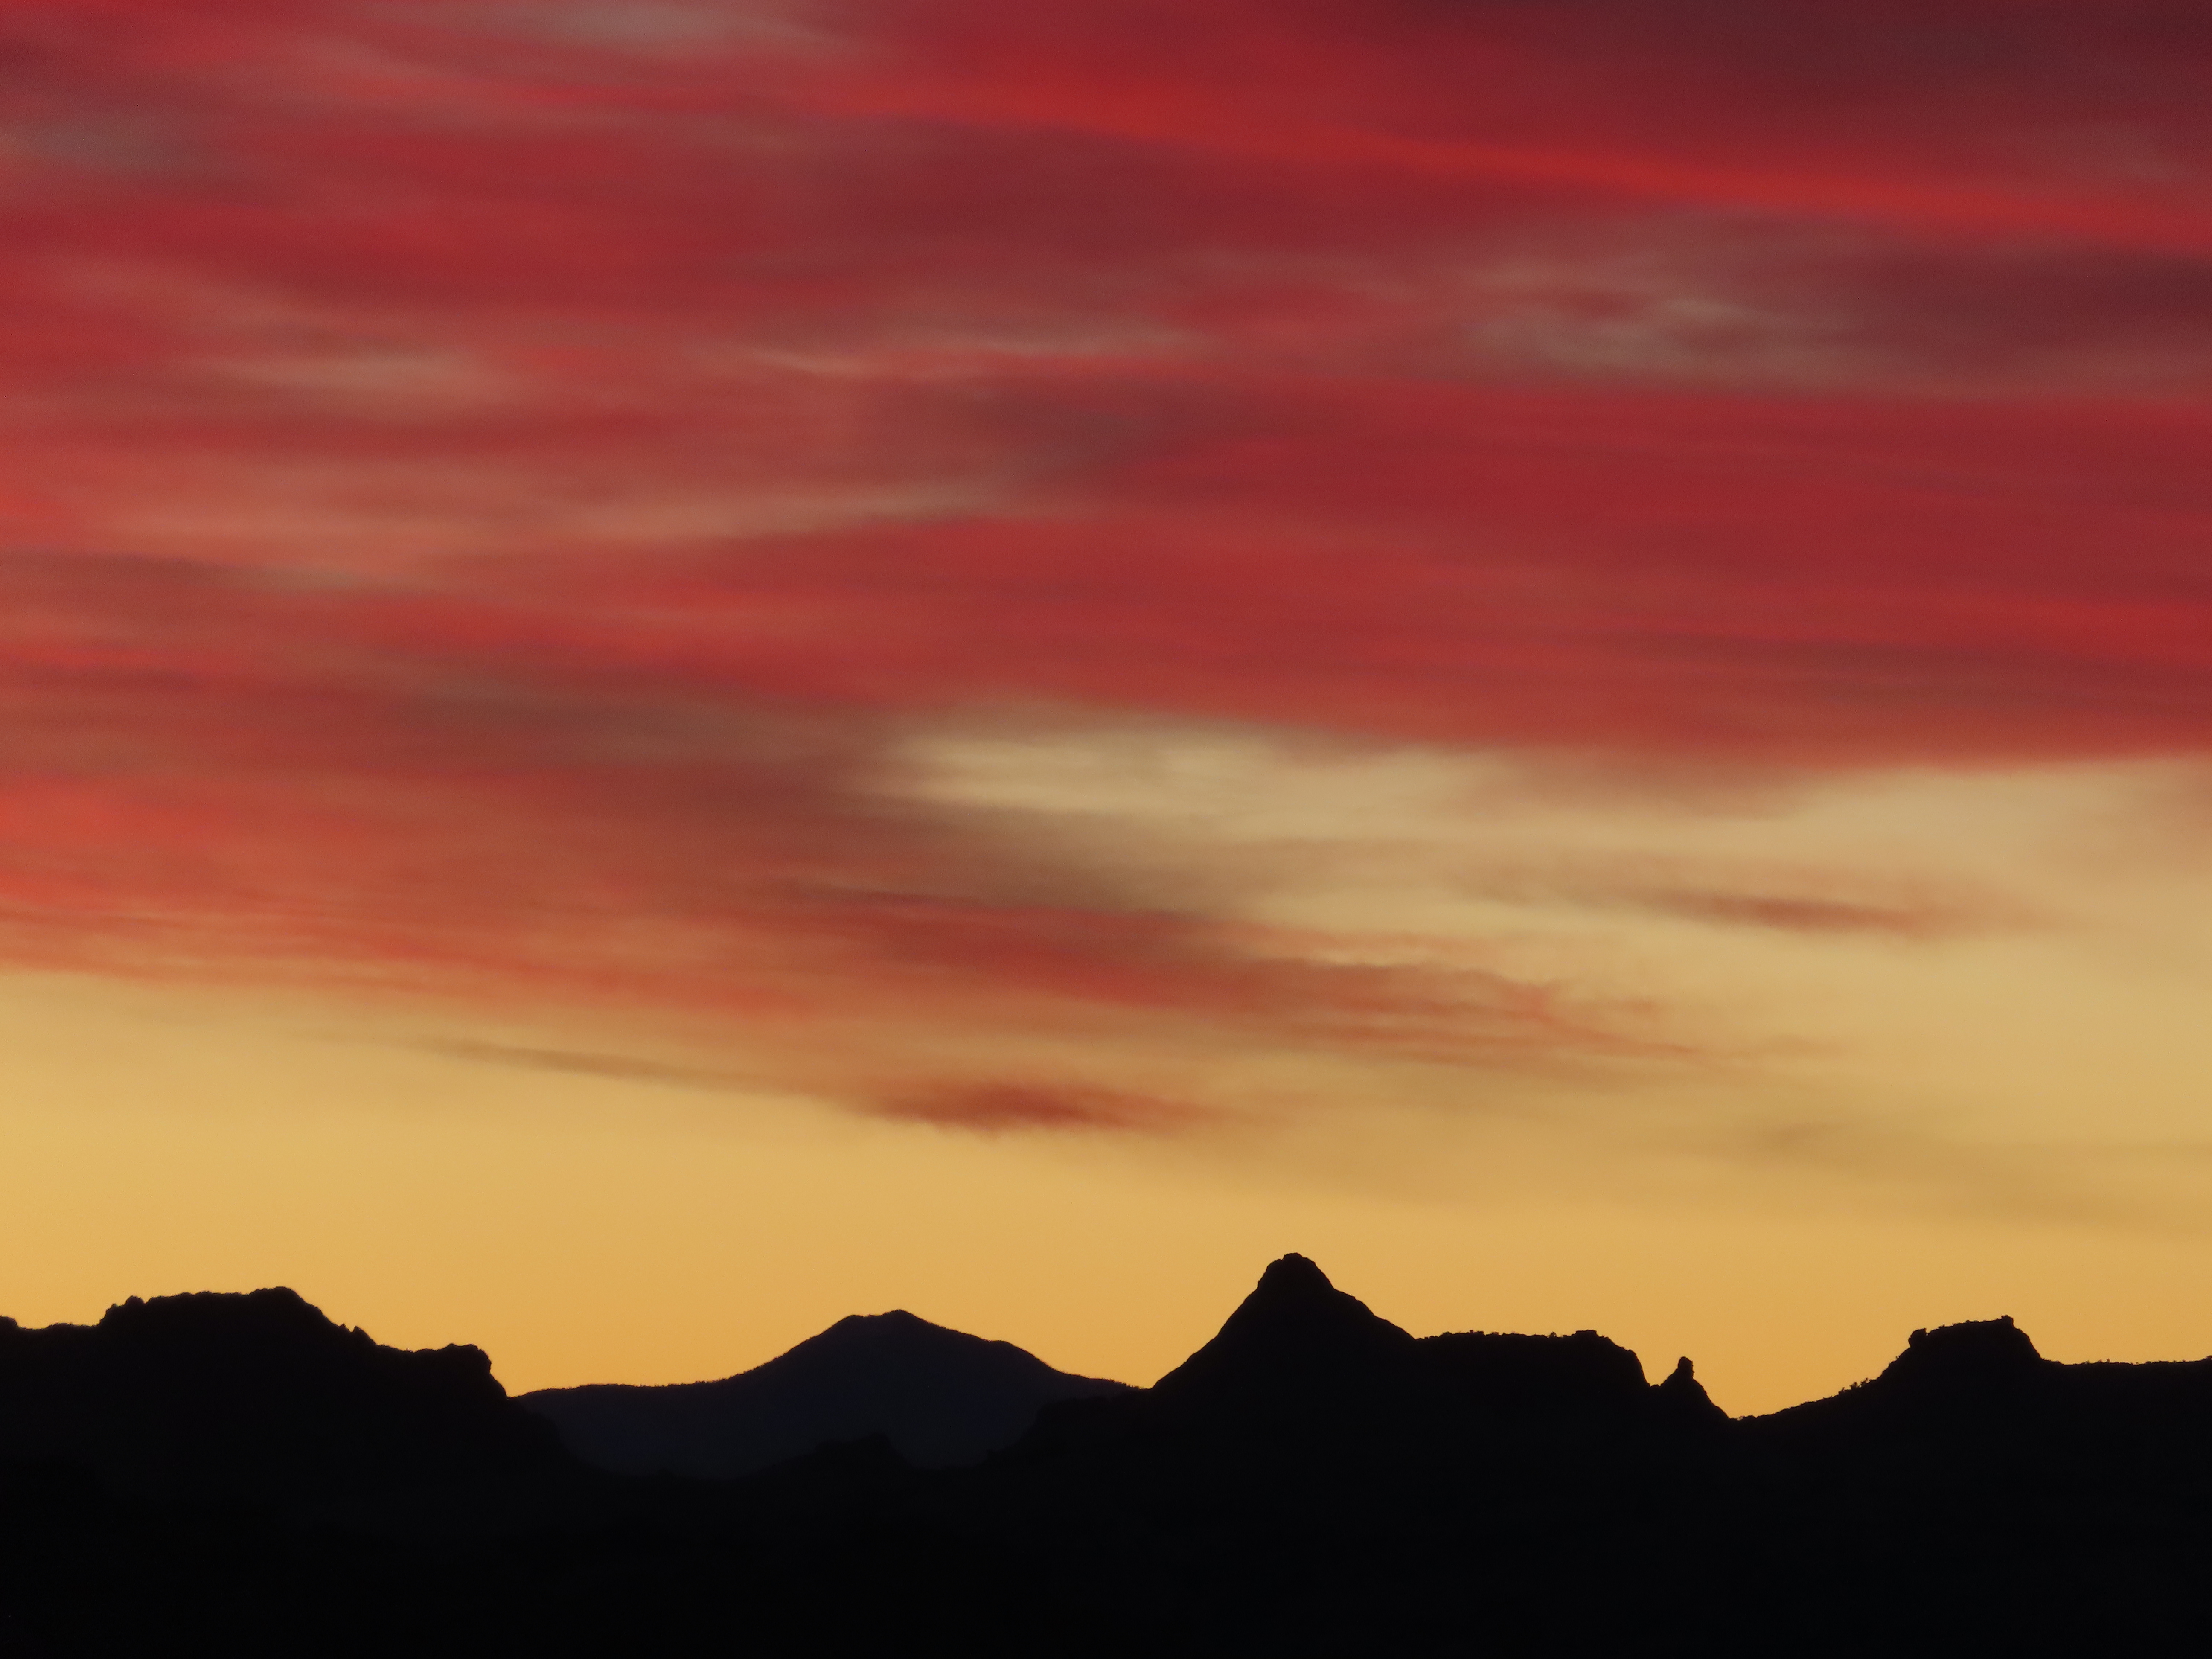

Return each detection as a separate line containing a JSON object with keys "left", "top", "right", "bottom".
{"left": 1636, "top": 891, "right": 1988, "bottom": 940}
{"left": 2, "top": 1, "right": 2210, "bottom": 1119}
{"left": 0, "top": 553, "right": 1659, "bottom": 1098}
{"left": 878, "top": 1081, "right": 1204, "bottom": 1134}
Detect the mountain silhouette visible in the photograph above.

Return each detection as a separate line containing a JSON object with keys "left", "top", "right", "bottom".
{"left": 1144, "top": 1253, "right": 1424, "bottom": 1416}
{"left": 1058, "top": 1254, "right": 1723, "bottom": 1445}
{"left": 0, "top": 1288, "right": 570, "bottom": 1514}
{"left": 520, "top": 1308, "right": 1130, "bottom": 1477}
{"left": 1650, "top": 1352, "right": 1730, "bottom": 1426}
{"left": 1756, "top": 1313, "right": 2046, "bottom": 1430}
{"left": 3, "top": 1258, "right": 2209, "bottom": 1655}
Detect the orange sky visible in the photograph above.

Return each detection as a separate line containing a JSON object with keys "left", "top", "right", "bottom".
{"left": 3, "top": 0, "right": 2212, "bottom": 1414}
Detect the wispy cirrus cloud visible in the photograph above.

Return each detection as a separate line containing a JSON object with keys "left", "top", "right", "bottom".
{"left": 4, "top": 1, "right": 2212, "bottom": 1168}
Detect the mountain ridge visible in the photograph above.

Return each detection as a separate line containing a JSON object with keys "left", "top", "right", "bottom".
{"left": 5, "top": 1257, "right": 2211, "bottom": 1652}
{"left": 520, "top": 1306, "right": 1131, "bottom": 1477}
{"left": 0, "top": 1285, "right": 570, "bottom": 1514}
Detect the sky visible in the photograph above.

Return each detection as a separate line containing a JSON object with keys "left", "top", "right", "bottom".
{"left": 4, "top": 0, "right": 2212, "bottom": 1414}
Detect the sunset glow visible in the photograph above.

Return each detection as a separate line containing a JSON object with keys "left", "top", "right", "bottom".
{"left": 5, "top": 0, "right": 2212, "bottom": 1413}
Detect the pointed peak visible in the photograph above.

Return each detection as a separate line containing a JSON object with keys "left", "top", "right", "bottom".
{"left": 97, "top": 1286, "right": 335, "bottom": 1334}
{"left": 1149, "top": 1256, "right": 1415, "bottom": 1406}
{"left": 1653, "top": 1353, "right": 1729, "bottom": 1425}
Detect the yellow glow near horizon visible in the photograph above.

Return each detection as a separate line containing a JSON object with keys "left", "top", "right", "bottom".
{"left": 9, "top": 737, "right": 2212, "bottom": 1415}
{"left": 2, "top": 935, "right": 2209, "bottom": 1419}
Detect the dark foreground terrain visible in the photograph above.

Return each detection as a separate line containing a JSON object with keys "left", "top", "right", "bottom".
{"left": 3, "top": 1257, "right": 2208, "bottom": 1656}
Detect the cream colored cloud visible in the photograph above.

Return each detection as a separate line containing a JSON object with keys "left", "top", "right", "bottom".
{"left": 889, "top": 720, "right": 2212, "bottom": 1174}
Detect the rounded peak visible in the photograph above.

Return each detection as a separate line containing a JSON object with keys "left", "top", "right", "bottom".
{"left": 99, "top": 1286, "right": 332, "bottom": 1332}
{"left": 1879, "top": 1315, "right": 2043, "bottom": 1394}
{"left": 1905, "top": 1316, "right": 2040, "bottom": 1362}
{"left": 1254, "top": 1254, "right": 1336, "bottom": 1297}
{"left": 850, "top": 1310, "right": 973, "bottom": 1341}
{"left": 802, "top": 1310, "right": 993, "bottom": 1357}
